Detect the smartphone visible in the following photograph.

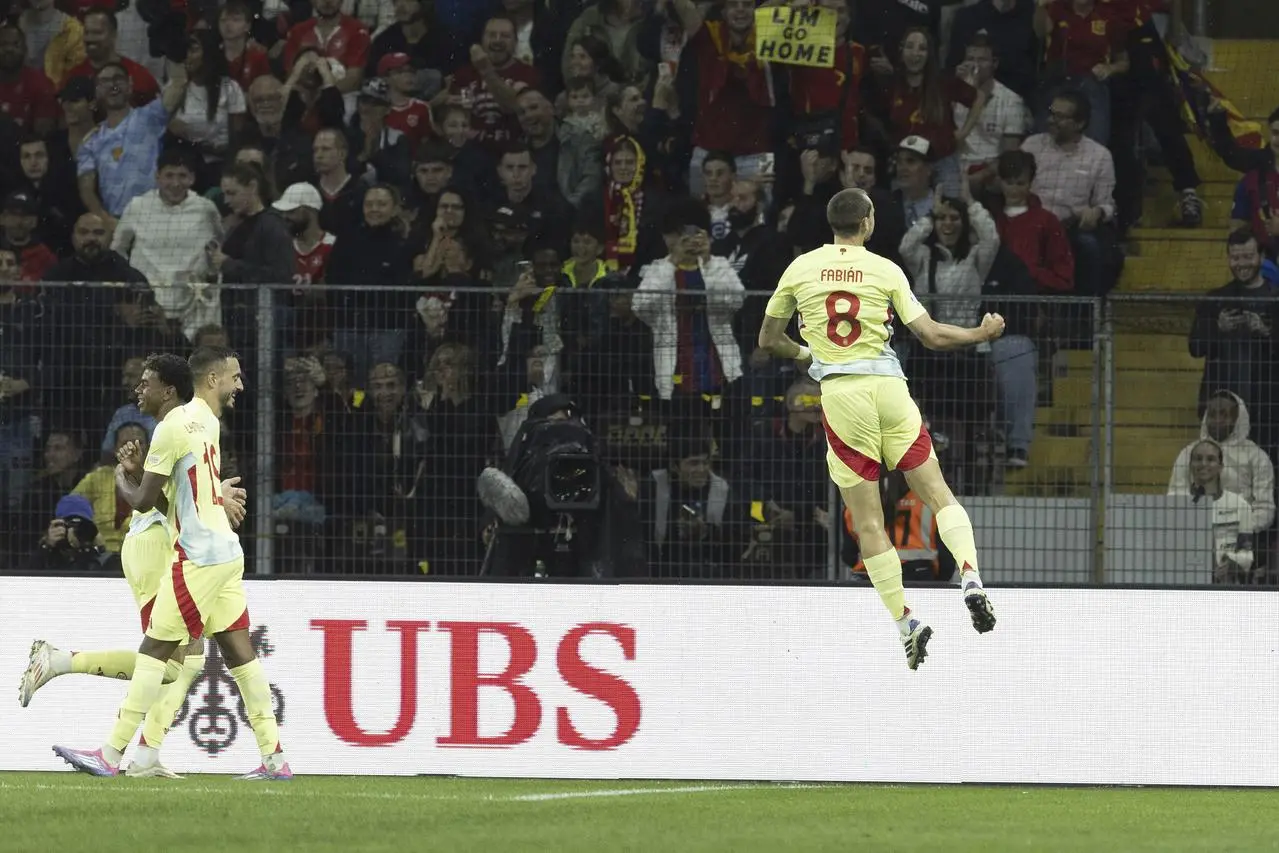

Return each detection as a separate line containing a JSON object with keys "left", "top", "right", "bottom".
{"left": 758, "top": 153, "right": 776, "bottom": 176}
{"left": 516, "top": 260, "right": 533, "bottom": 273}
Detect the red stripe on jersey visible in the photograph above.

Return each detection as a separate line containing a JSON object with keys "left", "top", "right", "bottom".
{"left": 821, "top": 414, "right": 881, "bottom": 482}
{"left": 226, "top": 608, "right": 251, "bottom": 633}
{"left": 139, "top": 596, "right": 155, "bottom": 633}
{"left": 897, "top": 425, "right": 934, "bottom": 471}
{"left": 186, "top": 464, "right": 199, "bottom": 517}
{"left": 171, "top": 559, "right": 205, "bottom": 639}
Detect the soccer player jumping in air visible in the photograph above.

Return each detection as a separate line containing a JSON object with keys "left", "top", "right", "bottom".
{"left": 53, "top": 346, "right": 290, "bottom": 779}
{"left": 21, "top": 354, "right": 246, "bottom": 778}
{"left": 758, "top": 188, "right": 1001, "bottom": 670}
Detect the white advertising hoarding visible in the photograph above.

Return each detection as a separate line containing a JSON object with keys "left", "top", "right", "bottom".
{"left": 2, "top": 578, "right": 1276, "bottom": 785}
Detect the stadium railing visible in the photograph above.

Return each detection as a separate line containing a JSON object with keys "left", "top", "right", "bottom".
{"left": 3, "top": 282, "right": 1272, "bottom": 587}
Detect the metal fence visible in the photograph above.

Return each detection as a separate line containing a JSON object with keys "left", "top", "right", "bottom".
{"left": 1, "top": 283, "right": 1273, "bottom": 586}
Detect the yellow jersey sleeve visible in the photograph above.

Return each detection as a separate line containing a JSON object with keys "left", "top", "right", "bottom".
{"left": 144, "top": 417, "right": 183, "bottom": 479}
{"left": 890, "top": 264, "right": 926, "bottom": 326}
{"left": 763, "top": 258, "right": 803, "bottom": 319}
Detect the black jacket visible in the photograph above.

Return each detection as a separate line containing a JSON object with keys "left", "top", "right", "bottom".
{"left": 221, "top": 209, "right": 296, "bottom": 285}
{"left": 326, "top": 223, "right": 416, "bottom": 330}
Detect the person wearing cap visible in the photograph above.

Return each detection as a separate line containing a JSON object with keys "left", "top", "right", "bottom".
{"left": 1, "top": 189, "right": 58, "bottom": 283}
{"left": 19, "top": 0, "right": 86, "bottom": 90}
{"left": 53, "top": 77, "right": 97, "bottom": 160}
{"left": 380, "top": 53, "right": 434, "bottom": 148}
{"left": 0, "top": 27, "right": 58, "bottom": 137}
{"left": 25, "top": 493, "right": 115, "bottom": 572}
{"left": 892, "top": 135, "right": 938, "bottom": 230}
{"left": 366, "top": 0, "right": 465, "bottom": 97}
{"left": 352, "top": 76, "right": 412, "bottom": 188}
{"left": 274, "top": 182, "right": 337, "bottom": 349}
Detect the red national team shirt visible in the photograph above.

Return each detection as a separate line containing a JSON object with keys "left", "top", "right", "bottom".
{"left": 384, "top": 99, "right": 434, "bottom": 149}
{"left": 687, "top": 23, "right": 773, "bottom": 155}
{"left": 788, "top": 42, "right": 866, "bottom": 152}
{"left": 64, "top": 57, "right": 160, "bottom": 106}
{"left": 0, "top": 67, "right": 59, "bottom": 129}
{"left": 449, "top": 60, "right": 540, "bottom": 153}
{"left": 284, "top": 15, "right": 371, "bottom": 74}
{"left": 295, "top": 232, "right": 337, "bottom": 284}
{"left": 1044, "top": 0, "right": 1130, "bottom": 76}
{"left": 228, "top": 45, "right": 273, "bottom": 92}
{"left": 888, "top": 75, "right": 976, "bottom": 160}
{"left": 18, "top": 243, "right": 58, "bottom": 284}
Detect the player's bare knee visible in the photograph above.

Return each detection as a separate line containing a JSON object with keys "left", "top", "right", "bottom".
{"left": 138, "top": 635, "right": 180, "bottom": 662}
{"left": 214, "top": 629, "right": 256, "bottom": 669}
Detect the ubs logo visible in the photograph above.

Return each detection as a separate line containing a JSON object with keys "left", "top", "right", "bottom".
{"left": 175, "top": 625, "right": 285, "bottom": 755}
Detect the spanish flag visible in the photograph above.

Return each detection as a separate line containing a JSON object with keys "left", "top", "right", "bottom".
{"left": 1165, "top": 40, "right": 1264, "bottom": 156}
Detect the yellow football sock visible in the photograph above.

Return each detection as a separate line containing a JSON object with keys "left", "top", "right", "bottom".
{"left": 936, "top": 505, "right": 980, "bottom": 575}
{"left": 70, "top": 651, "right": 182, "bottom": 682}
{"left": 864, "top": 549, "right": 908, "bottom": 621}
{"left": 106, "top": 654, "right": 167, "bottom": 754}
{"left": 141, "top": 655, "right": 203, "bottom": 749}
{"left": 229, "top": 659, "right": 282, "bottom": 760}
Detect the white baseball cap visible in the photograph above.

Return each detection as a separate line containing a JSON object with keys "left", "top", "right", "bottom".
{"left": 273, "top": 183, "right": 323, "bottom": 212}
{"left": 897, "top": 135, "right": 933, "bottom": 160}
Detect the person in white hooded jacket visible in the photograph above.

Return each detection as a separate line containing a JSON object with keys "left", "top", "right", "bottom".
{"left": 632, "top": 200, "right": 745, "bottom": 401}
{"left": 1176, "top": 437, "right": 1256, "bottom": 584}
{"left": 1168, "top": 390, "right": 1276, "bottom": 537}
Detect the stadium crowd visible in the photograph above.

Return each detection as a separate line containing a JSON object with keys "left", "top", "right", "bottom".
{"left": 0, "top": 0, "right": 1273, "bottom": 581}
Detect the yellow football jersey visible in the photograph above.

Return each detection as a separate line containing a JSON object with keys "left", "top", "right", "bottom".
{"left": 765, "top": 243, "right": 925, "bottom": 380}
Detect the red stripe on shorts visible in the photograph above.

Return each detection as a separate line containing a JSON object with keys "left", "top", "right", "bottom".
{"left": 226, "top": 608, "right": 250, "bottom": 633}
{"left": 139, "top": 597, "right": 155, "bottom": 633}
{"left": 821, "top": 414, "right": 881, "bottom": 482}
{"left": 897, "top": 424, "right": 934, "bottom": 471}
{"left": 171, "top": 560, "right": 205, "bottom": 640}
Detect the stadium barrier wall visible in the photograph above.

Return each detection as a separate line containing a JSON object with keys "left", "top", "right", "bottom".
{"left": 4, "top": 577, "right": 1277, "bottom": 785}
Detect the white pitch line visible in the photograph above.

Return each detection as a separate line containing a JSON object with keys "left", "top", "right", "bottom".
{"left": 0, "top": 780, "right": 832, "bottom": 804}
{"left": 508, "top": 784, "right": 828, "bottom": 802}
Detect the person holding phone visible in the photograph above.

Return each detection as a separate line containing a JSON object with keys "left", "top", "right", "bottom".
{"left": 632, "top": 197, "right": 745, "bottom": 403}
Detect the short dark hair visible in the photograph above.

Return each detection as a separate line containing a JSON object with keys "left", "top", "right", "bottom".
{"left": 826, "top": 188, "right": 873, "bottom": 237}
{"left": 1227, "top": 227, "right": 1259, "bottom": 250}
{"left": 17, "top": 131, "right": 45, "bottom": 151}
{"left": 1267, "top": 106, "right": 1279, "bottom": 126}
{"left": 222, "top": 161, "right": 271, "bottom": 203}
{"left": 997, "top": 149, "right": 1037, "bottom": 183}
{"left": 189, "top": 345, "right": 239, "bottom": 381}
{"left": 95, "top": 60, "right": 129, "bottom": 81}
{"left": 144, "top": 352, "right": 195, "bottom": 402}
{"left": 965, "top": 33, "right": 995, "bottom": 54}
{"left": 1053, "top": 89, "right": 1091, "bottom": 129}
{"left": 499, "top": 141, "right": 534, "bottom": 162}
{"left": 157, "top": 147, "right": 195, "bottom": 173}
{"left": 660, "top": 196, "right": 712, "bottom": 236}
{"left": 85, "top": 9, "right": 118, "bottom": 31}
{"left": 702, "top": 150, "right": 736, "bottom": 175}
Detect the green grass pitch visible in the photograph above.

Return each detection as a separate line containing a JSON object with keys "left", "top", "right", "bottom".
{"left": 1, "top": 773, "right": 1274, "bottom": 852}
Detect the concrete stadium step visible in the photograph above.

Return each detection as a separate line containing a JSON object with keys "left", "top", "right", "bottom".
{"left": 1203, "top": 41, "right": 1279, "bottom": 119}
{"left": 1120, "top": 255, "right": 1225, "bottom": 293}
{"left": 1109, "top": 333, "right": 1193, "bottom": 354}
{"left": 1109, "top": 301, "right": 1195, "bottom": 335}
{"left": 1109, "top": 405, "right": 1201, "bottom": 428}
{"left": 1060, "top": 347, "right": 1202, "bottom": 371}
{"left": 1002, "top": 467, "right": 1090, "bottom": 498}
{"left": 1132, "top": 191, "right": 1235, "bottom": 231}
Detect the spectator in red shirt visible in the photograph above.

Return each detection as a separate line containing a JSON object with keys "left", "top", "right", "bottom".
{"left": 379, "top": 52, "right": 433, "bottom": 149}
{"left": 677, "top": 0, "right": 776, "bottom": 198}
{"left": 448, "top": 15, "right": 540, "bottom": 154}
{"left": 1033, "top": 0, "right": 1130, "bottom": 145}
{"left": 1, "top": 191, "right": 59, "bottom": 284}
{"left": 784, "top": 0, "right": 865, "bottom": 164}
{"left": 64, "top": 10, "right": 159, "bottom": 107}
{"left": 220, "top": 1, "right": 272, "bottom": 94}
{"left": 284, "top": 0, "right": 372, "bottom": 102}
{"left": 875, "top": 26, "right": 986, "bottom": 198}
{"left": 993, "top": 150, "right": 1075, "bottom": 293}
{"left": 0, "top": 26, "right": 58, "bottom": 135}
{"left": 274, "top": 183, "right": 336, "bottom": 350}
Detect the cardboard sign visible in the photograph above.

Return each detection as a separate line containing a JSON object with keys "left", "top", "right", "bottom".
{"left": 754, "top": 6, "right": 836, "bottom": 68}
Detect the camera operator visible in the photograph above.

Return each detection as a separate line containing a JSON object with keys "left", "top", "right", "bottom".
{"left": 480, "top": 393, "right": 645, "bottom": 579}
{"left": 25, "top": 495, "right": 119, "bottom": 572}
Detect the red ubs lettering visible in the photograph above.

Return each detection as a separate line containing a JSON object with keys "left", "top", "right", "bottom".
{"left": 310, "top": 619, "right": 641, "bottom": 751}
{"left": 820, "top": 268, "right": 863, "bottom": 283}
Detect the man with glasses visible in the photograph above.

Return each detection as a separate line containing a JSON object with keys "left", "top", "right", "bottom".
{"left": 76, "top": 61, "right": 188, "bottom": 226}
{"left": 1021, "top": 90, "right": 1120, "bottom": 295}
